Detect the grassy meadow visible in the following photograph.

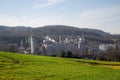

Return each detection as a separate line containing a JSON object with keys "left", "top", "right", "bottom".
{"left": 0, "top": 51, "right": 120, "bottom": 80}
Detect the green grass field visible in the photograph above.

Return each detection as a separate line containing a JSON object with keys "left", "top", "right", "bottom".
{"left": 0, "top": 51, "right": 120, "bottom": 80}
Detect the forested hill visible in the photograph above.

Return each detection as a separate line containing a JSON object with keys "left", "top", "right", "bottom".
{"left": 0, "top": 25, "right": 116, "bottom": 44}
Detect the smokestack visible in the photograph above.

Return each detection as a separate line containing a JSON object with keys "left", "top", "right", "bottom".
{"left": 59, "top": 36, "right": 62, "bottom": 43}
{"left": 30, "top": 35, "right": 34, "bottom": 54}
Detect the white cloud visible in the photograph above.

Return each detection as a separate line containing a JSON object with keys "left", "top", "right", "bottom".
{"left": 71, "top": 5, "right": 120, "bottom": 34}
{"left": 77, "top": 5, "right": 120, "bottom": 25}
{"left": 33, "top": 0, "right": 64, "bottom": 9}
{"left": 0, "top": 5, "right": 120, "bottom": 34}
{"left": 81, "top": 5, "right": 120, "bottom": 25}
{"left": 0, "top": 14, "right": 64, "bottom": 27}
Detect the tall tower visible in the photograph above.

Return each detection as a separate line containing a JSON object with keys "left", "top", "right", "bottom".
{"left": 78, "top": 33, "right": 85, "bottom": 48}
{"left": 30, "top": 36, "right": 34, "bottom": 54}
{"left": 78, "top": 33, "right": 85, "bottom": 56}
{"left": 20, "top": 39, "right": 24, "bottom": 49}
{"left": 59, "top": 36, "right": 62, "bottom": 43}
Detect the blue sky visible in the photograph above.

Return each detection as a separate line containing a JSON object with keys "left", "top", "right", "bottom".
{"left": 0, "top": 0, "right": 120, "bottom": 34}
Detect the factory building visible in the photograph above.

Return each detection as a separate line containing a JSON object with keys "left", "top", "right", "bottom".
{"left": 19, "top": 35, "right": 37, "bottom": 54}
{"left": 99, "top": 44, "right": 113, "bottom": 52}
{"left": 41, "top": 36, "right": 85, "bottom": 56}
{"left": 19, "top": 35, "right": 97, "bottom": 57}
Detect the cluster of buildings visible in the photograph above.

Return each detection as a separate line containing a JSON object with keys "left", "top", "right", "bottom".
{"left": 19, "top": 35, "right": 86, "bottom": 57}
{"left": 0, "top": 35, "right": 120, "bottom": 58}
{"left": 18, "top": 35, "right": 117, "bottom": 57}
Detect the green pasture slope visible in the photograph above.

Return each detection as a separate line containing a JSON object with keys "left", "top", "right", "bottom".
{"left": 0, "top": 51, "right": 120, "bottom": 80}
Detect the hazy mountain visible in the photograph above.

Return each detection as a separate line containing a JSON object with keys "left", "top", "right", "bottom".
{"left": 0, "top": 25, "right": 116, "bottom": 45}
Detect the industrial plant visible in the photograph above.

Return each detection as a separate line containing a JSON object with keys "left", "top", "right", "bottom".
{"left": 17, "top": 34, "right": 117, "bottom": 58}
{"left": 19, "top": 35, "right": 86, "bottom": 56}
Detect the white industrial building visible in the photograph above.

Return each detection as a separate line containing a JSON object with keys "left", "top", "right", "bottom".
{"left": 99, "top": 44, "right": 113, "bottom": 51}
{"left": 41, "top": 36, "right": 85, "bottom": 56}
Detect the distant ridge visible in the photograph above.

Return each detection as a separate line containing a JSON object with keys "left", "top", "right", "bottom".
{"left": 0, "top": 25, "right": 116, "bottom": 44}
